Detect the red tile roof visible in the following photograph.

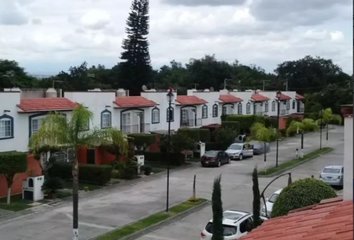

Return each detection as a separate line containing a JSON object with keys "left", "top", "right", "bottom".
{"left": 278, "top": 93, "right": 291, "bottom": 101}
{"left": 219, "top": 94, "right": 243, "bottom": 103}
{"left": 176, "top": 95, "right": 207, "bottom": 105}
{"left": 296, "top": 93, "right": 305, "bottom": 100}
{"left": 113, "top": 96, "right": 157, "bottom": 108}
{"left": 17, "top": 98, "right": 76, "bottom": 112}
{"left": 239, "top": 198, "right": 353, "bottom": 240}
{"left": 251, "top": 93, "right": 269, "bottom": 101}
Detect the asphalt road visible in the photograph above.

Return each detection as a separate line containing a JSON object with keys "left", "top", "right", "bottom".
{"left": 0, "top": 127, "right": 344, "bottom": 240}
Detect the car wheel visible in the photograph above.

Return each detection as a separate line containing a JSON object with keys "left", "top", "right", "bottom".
{"left": 217, "top": 161, "right": 221, "bottom": 167}
{"left": 239, "top": 154, "right": 243, "bottom": 160}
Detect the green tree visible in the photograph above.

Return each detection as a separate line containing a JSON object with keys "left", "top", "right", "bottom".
{"left": 271, "top": 178, "right": 337, "bottom": 218}
{"left": 214, "top": 127, "right": 238, "bottom": 150}
{"left": 0, "top": 59, "right": 39, "bottom": 88}
{"left": 252, "top": 167, "right": 262, "bottom": 228}
{"left": 28, "top": 104, "right": 128, "bottom": 240}
{"left": 160, "top": 131, "right": 195, "bottom": 153}
{"left": 249, "top": 123, "right": 275, "bottom": 163}
{"left": 212, "top": 174, "right": 224, "bottom": 240}
{"left": 120, "top": 0, "right": 152, "bottom": 95}
{"left": 0, "top": 152, "right": 27, "bottom": 204}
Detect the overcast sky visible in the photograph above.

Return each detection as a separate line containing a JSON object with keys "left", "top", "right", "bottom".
{"left": 0, "top": 0, "right": 352, "bottom": 76}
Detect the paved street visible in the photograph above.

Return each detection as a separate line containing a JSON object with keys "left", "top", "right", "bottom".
{"left": 0, "top": 127, "right": 344, "bottom": 240}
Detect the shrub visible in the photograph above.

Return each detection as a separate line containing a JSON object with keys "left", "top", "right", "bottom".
{"left": 128, "top": 133, "right": 156, "bottom": 152}
{"left": 160, "top": 131, "right": 195, "bottom": 154}
{"left": 271, "top": 178, "right": 337, "bottom": 218}
{"left": 221, "top": 121, "right": 240, "bottom": 132}
{"left": 42, "top": 177, "right": 64, "bottom": 195}
{"left": 302, "top": 118, "right": 319, "bottom": 132}
{"left": 144, "top": 166, "right": 152, "bottom": 175}
{"left": 177, "top": 128, "right": 201, "bottom": 142}
{"left": 205, "top": 142, "right": 225, "bottom": 151}
{"left": 115, "top": 159, "right": 138, "bottom": 179}
{"left": 199, "top": 129, "right": 211, "bottom": 142}
{"left": 225, "top": 115, "right": 274, "bottom": 134}
{"left": 111, "top": 169, "right": 120, "bottom": 179}
{"left": 48, "top": 162, "right": 113, "bottom": 185}
{"left": 144, "top": 151, "right": 185, "bottom": 166}
{"left": 214, "top": 127, "right": 238, "bottom": 150}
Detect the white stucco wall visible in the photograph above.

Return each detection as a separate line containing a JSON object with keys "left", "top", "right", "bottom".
{"left": 344, "top": 116, "right": 353, "bottom": 200}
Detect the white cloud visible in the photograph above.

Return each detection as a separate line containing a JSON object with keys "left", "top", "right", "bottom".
{"left": 0, "top": 0, "right": 351, "bottom": 75}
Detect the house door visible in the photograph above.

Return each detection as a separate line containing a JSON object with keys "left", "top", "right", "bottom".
{"left": 86, "top": 148, "right": 95, "bottom": 164}
{"left": 191, "top": 109, "right": 197, "bottom": 126}
{"left": 136, "top": 111, "right": 144, "bottom": 132}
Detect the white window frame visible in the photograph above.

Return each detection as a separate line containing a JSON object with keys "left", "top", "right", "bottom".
{"left": 102, "top": 112, "right": 111, "bottom": 128}
{"left": 0, "top": 118, "right": 12, "bottom": 138}
{"left": 265, "top": 101, "right": 269, "bottom": 112}
{"left": 31, "top": 117, "right": 44, "bottom": 135}
{"left": 238, "top": 103, "right": 242, "bottom": 114}
{"left": 246, "top": 102, "right": 251, "bottom": 114}
{"left": 152, "top": 108, "right": 160, "bottom": 124}
{"left": 202, "top": 105, "right": 208, "bottom": 119}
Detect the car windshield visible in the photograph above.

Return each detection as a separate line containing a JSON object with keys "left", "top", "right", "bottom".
{"left": 268, "top": 193, "right": 279, "bottom": 203}
{"left": 228, "top": 144, "right": 242, "bottom": 150}
{"left": 204, "top": 151, "right": 218, "bottom": 157}
{"left": 205, "top": 223, "right": 237, "bottom": 236}
{"left": 323, "top": 168, "right": 341, "bottom": 174}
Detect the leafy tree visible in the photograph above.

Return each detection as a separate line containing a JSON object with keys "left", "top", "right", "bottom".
{"left": 317, "top": 108, "right": 342, "bottom": 125}
{"left": 271, "top": 178, "right": 337, "bottom": 218}
{"left": 211, "top": 174, "right": 224, "bottom": 240}
{"left": 252, "top": 167, "right": 262, "bottom": 228}
{"left": 0, "top": 151, "right": 27, "bottom": 204}
{"left": 119, "top": 0, "right": 152, "bottom": 95}
{"left": 160, "top": 131, "right": 195, "bottom": 153}
{"left": 0, "top": 59, "right": 39, "bottom": 88}
{"left": 214, "top": 127, "right": 238, "bottom": 150}
{"left": 249, "top": 123, "right": 275, "bottom": 163}
{"left": 28, "top": 104, "right": 128, "bottom": 240}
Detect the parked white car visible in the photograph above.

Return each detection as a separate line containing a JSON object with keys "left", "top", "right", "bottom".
{"left": 261, "top": 188, "right": 282, "bottom": 218}
{"left": 319, "top": 165, "right": 344, "bottom": 188}
{"left": 200, "top": 210, "right": 267, "bottom": 240}
{"left": 225, "top": 143, "right": 254, "bottom": 160}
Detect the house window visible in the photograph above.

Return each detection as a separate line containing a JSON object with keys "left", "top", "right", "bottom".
{"left": 222, "top": 105, "right": 227, "bottom": 115}
{"left": 265, "top": 101, "right": 269, "bottom": 112}
{"left": 31, "top": 118, "right": 44, "bottom": 135}
{"left": 286, "top": 100, "right": 290, "bottom": 110}
{"left": 272, "top": 101, "right": 276, "bottom": 111}
{"left": 202, "top": 105, "right": 208, "bottom": 119}
{"left": 246, "top": 102, "right": 251, "bottom": 114}
{"left": 122, "top": 112, "right": 131, "bottom": 126}
{"left": 181, "top": 109, "right": 188, "bottom": 124}
{"left": 212, "top": 104, "right": 218, "bottom": 117}
{"left": 151, "top": 107, "right": 160, "bottom": 124}
{"left": 81, "top": 119, "right": 90, "bottom": 131}
{"left": 167, "top": 107, "right": 174, "bottom": 122}
{"left": 238, "top": 103, "right": 242, "bottom": 114}
{"left": 292, "top": 100, "right": 296, "bottom": 109}
{"left": 0, "top": 115, "right": 13, "bottom": 139}
{"left": 101, "top": 110, "right": 112, "bottom": 128}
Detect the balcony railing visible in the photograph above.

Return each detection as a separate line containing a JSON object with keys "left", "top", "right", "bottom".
{"left": 122, "top": 123, "right": 150, "bottom": 134}
{"left": 280, "top": 109, "right": 289, "bottom": 116}
{"left": 180, "top": 118, "right": 202, "bottom": 127}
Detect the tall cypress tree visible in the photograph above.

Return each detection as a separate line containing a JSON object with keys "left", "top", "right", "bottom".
{"left": 252, "top": 167, "right": 262, "bottom": 228}
{"left": 120, "top": 0, "right": 152, "bottom": 96}
{"left": 212, "top": 174, "right": 224, "bottom": 240}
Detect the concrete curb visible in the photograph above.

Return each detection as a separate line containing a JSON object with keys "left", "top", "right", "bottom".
{"left": 115, "top": 200, "right": 211, "bottom": 240}
{"left": 0, "top": 162, "right": 199, "bottom": 224}
{"left": 258, "top": 148, "right": 334, "bottom": 178}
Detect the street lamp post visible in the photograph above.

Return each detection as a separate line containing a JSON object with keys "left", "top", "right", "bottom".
{"left": 166, "top": 87, "right": 174, "bottom": 212}
{"left": 260, "top": 172, "right": 292, "bottom": 218}
{"left": 275, "top": 91, "right": 281, "bottom": 168}
{"left": 320, "top": 109, "right": 323, "bottom": 150}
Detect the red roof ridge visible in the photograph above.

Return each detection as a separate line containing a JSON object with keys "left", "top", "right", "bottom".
{"left": 176, "top": 95, "right": 207, "bottom": 105}
{"left": 113, "top": 96, "right": 157, "bottom": 108}
{"left": 17, "top": 97, "right": 76, "bottom": 112}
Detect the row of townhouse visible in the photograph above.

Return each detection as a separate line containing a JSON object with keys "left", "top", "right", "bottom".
{"left": 0, "top": 87, "right": 305, "bottom": 154}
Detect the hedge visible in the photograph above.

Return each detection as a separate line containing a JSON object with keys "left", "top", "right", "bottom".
{"left": 143, "top": 152, "right": 185, "bottom": 166}
{"left": 225, "top": 115, "right": 277, "bottom": 133}
{"left": 199, "top": 129, "right": 211, "bottom": 142}
{"left": 48, "top": 162, "right": 113, "bottom": 185}
{"left": 271, "top": 178, "right": 337, "bottom": 218}
{"left": 177, "top": 128, "right": 211, "bottom": 142}
{"left": 128, "top": 133, "right": 157, "bottom": 151}
{"left": 205, "top": 142, "right": 226, "bottom": 151}
{"left": 0, "top": 151, "right": 27, "bottom": 174}
{"left": 221, "top": 121, "right": 240, "bottom": 132}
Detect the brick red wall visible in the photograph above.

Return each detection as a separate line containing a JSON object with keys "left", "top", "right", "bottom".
{"left": 0, "top": 154, "right": 42, "bottom": 198}
{"left": 149, "top": 134, "right": 161, "bottom": 152}
{"left": 77, "top": 146, "right": 116, "bottom": 165}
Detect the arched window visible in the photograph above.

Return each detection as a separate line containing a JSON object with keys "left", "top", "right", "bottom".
{"left": 0, "top": 114, "right": 14, "bottom": 140}
{"left": 265, "top": 101, "right": 269, "bottom": 112}
{"left": 212, "top": 104, "right": 218, "bottom": 117}
{"left": 101, "top": 109, "right": 112, "bottom": 129}
{"left": 286, "top": 100, "right": 290, "bottom": 110}
{"left": 202, "top": 105, "right": 208, "bottom": 119}
{"left": 151, "top": 107, "right": 160, "bottom": 124}
{"left": 272, "top": 101, "right": 276, "bottom": 111}
{"left": 167, "top": 107, "right": 174, "bottom": 122}
{"left": 292, "top": 100, "right": 296, "bottom": 109}
{"left": 246, "top": 102, "right": 251, "bottom": 114}
{"left": 238, "top": 103, "right": 242, "bottom": 114}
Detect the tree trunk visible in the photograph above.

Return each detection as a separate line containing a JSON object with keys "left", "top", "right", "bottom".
{"left": 72, "top": 147, "right": 79, "bottom": 240}
{"left": 7, "top": 187, "right": 11, "bottom": 204}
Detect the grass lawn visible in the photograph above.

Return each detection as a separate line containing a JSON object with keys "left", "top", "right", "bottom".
{"left": 93, "top": 198, "right": 207, "bottom": 240}
{"left": 0, "top": 194, "right": 32, "bottom": 212}
{"left": 259, "top": 147, "right": 333, "bottom": 176}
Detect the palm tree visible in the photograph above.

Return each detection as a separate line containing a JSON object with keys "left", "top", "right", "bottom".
{"left": 249, "top": 123, "right": 275, "bottom": 171}
{"left": 28, "top": 104, "right": 128, "bottom": 240}
{"left": 316, "top": 108, "right": 342, "bottom": 141}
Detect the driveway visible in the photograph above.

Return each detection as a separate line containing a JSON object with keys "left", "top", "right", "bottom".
{"left": 0, "top": 127, "right": 344, "bottom": 240}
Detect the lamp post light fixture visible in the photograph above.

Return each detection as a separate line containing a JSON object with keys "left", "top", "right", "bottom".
{"left": 166, "top": 87, "right": 174, "bottom": 212}
{"left": 319, "top": 109, "right": 323, "bottom": 150}
{"left": 260, "top": 172, "right": 292, "bottom": 218}
{"left": 275, "top": 91, "right": 281, "bottom": 168}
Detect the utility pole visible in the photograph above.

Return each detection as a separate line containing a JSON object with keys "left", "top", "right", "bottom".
{"left": 223, "top": 78, "right": 233, "bottom": 89}
{"left": 193, "top": 83, "right": 199, "bottom": 89}
{"left": 284, "top": 79, "right": 289, "bottom": 91}
{"left": 262, "top": 80, "right": 268, "bottom": 91}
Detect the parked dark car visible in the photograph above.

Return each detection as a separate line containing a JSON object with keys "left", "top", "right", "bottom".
{"left": 250, "top": 141, "right": 270, "bottom": 155}
{"left": 200, "top": 150, "right": 230, "bottom": 167}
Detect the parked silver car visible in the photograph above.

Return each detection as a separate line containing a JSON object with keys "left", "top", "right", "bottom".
{"left": 319, "top": 165, "right": 344, "bottom": 187}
